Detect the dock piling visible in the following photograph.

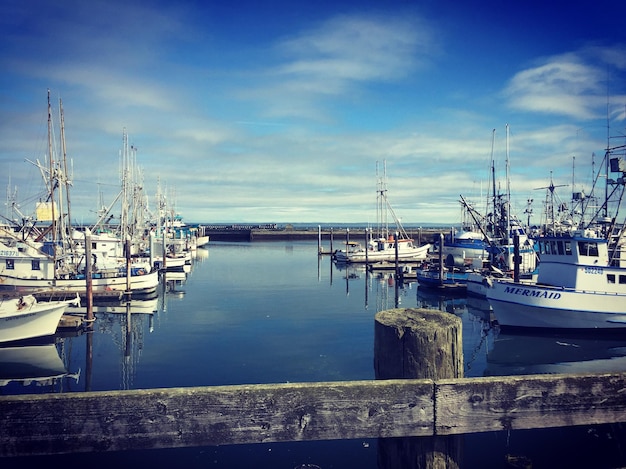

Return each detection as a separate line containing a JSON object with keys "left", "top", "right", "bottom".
{"left": 375, "top": 308, "right": 463, "bottom": 468}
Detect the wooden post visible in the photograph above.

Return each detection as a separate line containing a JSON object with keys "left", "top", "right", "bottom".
{"left": 513, "top": 233, "right": 520, "bottom": 282}
{"left": 394, "top": 231, "right": 399, "bottom": 278}
{"left": 162, "top": 230, "right": 167, "bottom": 271}
{"left": 125, "top": 237, "right": 131, "bottom": 294}
{"left": 84, "top": 228, "right": 93, "bottom": 321}
{"left": 439, "top": 233, "right": 444, "bottom": 286}
{"left": 375, "top": 308, "right": 463, "bottom": 468}
{"left": 317, "top": 225, "right": 322, "bottom": 255}
{"left": 365, "top": 228, "right": 369, "bottom": 265}
{"left": 149, "top": 231, "right": 155, "bottom": 271}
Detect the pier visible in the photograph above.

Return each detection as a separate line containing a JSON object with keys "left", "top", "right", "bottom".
{"left": 204, "top": 224, "right": 441, "bottom": 244}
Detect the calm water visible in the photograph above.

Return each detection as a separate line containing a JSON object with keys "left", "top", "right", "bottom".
{"left": 3, "top": 240, "right": 626, "bottom": 468}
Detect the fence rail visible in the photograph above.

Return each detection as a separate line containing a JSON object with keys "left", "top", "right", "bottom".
{"left": 2, "top": 372, "right": 626, "bottom": 457}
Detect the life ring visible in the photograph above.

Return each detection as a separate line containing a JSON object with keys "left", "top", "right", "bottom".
{"left": 137, "top": 268, "right": 146, "bottom": 275}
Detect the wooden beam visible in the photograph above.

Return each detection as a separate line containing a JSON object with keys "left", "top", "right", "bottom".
{"left": 436, "top": 373, "right": 626, "bottom": 435}
{"left": 0, "top": 379, "right": 434, "bottom": 457}
{"left": 1, "top": 372, "right": 626, "bottom": 457}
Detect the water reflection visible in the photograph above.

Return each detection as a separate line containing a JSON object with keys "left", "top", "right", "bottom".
{"left": 486, "top": 330, "right": 626, "bottom": 376}
{"left": 0, "top": 340, "right": 79, "bottom": 392}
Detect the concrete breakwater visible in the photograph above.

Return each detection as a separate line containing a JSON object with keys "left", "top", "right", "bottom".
{"left": 204, "top": 225, "right": 444, "bottom": 243}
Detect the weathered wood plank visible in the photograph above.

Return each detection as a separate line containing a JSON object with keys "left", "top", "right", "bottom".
{"left": 0, "top": 379, "right": 434, "bottom": 457}
{"left": 435, "top": 372, "right": 626, "bottom": 435}
{"left": 3, "top": 372, "right": 626, "bottom": 458}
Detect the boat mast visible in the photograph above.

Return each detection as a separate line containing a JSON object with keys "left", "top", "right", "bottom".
{"left": 59, "top": 97, "right": 73, "bottom": 238}
{"left": 490, "top": 129, "right": 497, "bottom": 238}
{"left": 506, "top": 124, "right": 511, "bottom": 242}
{"left": 47, "top": 89, "right": 58, "bottom": 276}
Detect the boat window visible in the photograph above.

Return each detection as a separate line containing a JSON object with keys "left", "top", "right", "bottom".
{"left": 541, "top": 241, "right": 550, "bottom": 255}
{"left": 608, "top": 274, "right": 616, "bottom": 284}
{"left": 550, "top": 240, "right": 558, "bottom": 255}
{"left": 564, "top": 241, "right": 572, "bottom": 255}
{"left": 620, "top": 275, "right": 626, "bottom": 285}
{"left": 557, "top": 241, "right": 565, "bottom": 255}
{"left": 6, "top": 259, "right": 14, "bottom": 270}
{"left": 578, "top": 241, "right": 599, "bottom": 257}
{"left": 31, "top": 260, "right": 40, "bottom": 271}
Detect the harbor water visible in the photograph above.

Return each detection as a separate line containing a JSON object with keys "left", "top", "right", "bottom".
{"left": 3, "top": 240, "right": 626, "bottom": 468}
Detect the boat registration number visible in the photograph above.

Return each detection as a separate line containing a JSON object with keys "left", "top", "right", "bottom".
{"left": 584, "top": 266, "right": 604, "bottom": 275}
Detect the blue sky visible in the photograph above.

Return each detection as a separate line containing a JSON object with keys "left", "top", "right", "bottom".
{"left": 1, "top": 0, "right": 625, "bottom": 226}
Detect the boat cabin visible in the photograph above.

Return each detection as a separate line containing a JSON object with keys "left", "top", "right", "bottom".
{"left": 536, "top": 230, "right": 626, "bottom": 293}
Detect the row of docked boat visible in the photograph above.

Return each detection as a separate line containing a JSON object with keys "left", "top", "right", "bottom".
{"left": 1, "top": 92, "right": 208, "bottom": 300}
{"left": 338, "top": 126, "right": 626, "bottom": 331}
{"left": 433, "top": 132, "right": 626, "bottom": 329}
{"left": 0, "top": 90, "right": 209, "bottom": 343}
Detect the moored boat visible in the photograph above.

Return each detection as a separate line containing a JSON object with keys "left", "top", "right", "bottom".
{"left": 334, "top": 235, "right": 431, "bottom": 263}
{"left": 0, "top": 294, "right": 80, "bottom": 343}
{"left": 333, "top": 161, "right": 431, "bottom": 263}
{"left": 485, "top": 229, "right": 626, "bottom": 329}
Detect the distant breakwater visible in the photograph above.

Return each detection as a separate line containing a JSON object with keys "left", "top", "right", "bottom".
{"left": 204, "top": 225, "right": 445, "bottom": 243}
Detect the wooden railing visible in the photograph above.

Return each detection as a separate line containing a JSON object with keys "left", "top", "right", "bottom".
{"left": 2, "top": 308, "right": 625, "bottom": 459}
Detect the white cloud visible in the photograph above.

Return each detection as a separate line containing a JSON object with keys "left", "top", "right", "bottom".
{"left": 504, "top": 46, "right": 626, "bottom": 121}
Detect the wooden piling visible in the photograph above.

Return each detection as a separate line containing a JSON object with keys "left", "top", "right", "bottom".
{"left": 84, "top": 228, "right": 93, "bottom": 321}
{"left": 374, "top": 308, "right": 463, "bottom": 380}
{"left": 375, "top": 308, "right": 463, "bottom": 468}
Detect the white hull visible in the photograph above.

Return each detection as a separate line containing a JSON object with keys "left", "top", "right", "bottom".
{"left": 335, "top": 242, "right": 431, "bottom": 263}
{"left": 0, "top": 296, "right": 79, "bottom": 343}
{"left": 0, "top": 269, "right": 159, "bottom": 298}
{"left": 441, "top": 245, "right": 486, "bottom": 262}
{"left": 486, "top": 280, "right": 626, "bottom": 329}
{"left": 466, "top": 271, "right": 489, "bottom": 297}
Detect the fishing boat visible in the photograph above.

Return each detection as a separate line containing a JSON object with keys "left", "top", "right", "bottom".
{"left": 485, "top": 229, "right": 626, "bottom": 329}
{"left": 460, "top": 126, "right": 538, "bottom": 297}
{"left": 0, "top": 294, "right": 80, "bottom": 343}
{"left": 439, "top": 229, "right": 488, "bottom": 264}
{"left": 0, "top": 94, "right": 159, "bottom": 299}
{"left": 416, "top": 244, "right": 470, "bottom": 291}
{"left": 0, "top": 236, "right": 159, "bottom": 299}
{"left": 334, "top": 162, "right": 431, "bottom": 263}
{"left": 416, "top": 264, "right": 469, "bottom": 291}
{"left": 334, "top": 235, "right": 431, "bottom": 263}
{"left": 485, "top": 130, "right": 626, "bottom": 329}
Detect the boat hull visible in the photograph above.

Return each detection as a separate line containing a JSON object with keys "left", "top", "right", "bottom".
{"left": 486, "top": 280, "right": 626, "bottom": 329}
{"left": 0, "top": 270, "right": 159, "bottom": 299}
{"left": 0, "top": 297, "right": 77, "bottom": 343}
{"left": 336, "top": 243, "right": 431, "bottom": 263}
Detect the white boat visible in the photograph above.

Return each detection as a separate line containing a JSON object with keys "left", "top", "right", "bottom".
{"left": 334, "top": 161, "right": 431, "bottom": 263}
{"left": 461, "top": 127, "right": 538, "bottom": 297}
{"left": 0, "top": 94, "right": 159, "bottom": 299}
{"left": 0, "top": 237, "right": 159, "bottom": 298}
{"left": 485, "top": 229, "right": 626, "bottom": 329}
{"left": 334, "top": 236, "right": 431, "bottom": 263}
{"left": 0, "top": 294, "right": 80, "bottom": 343}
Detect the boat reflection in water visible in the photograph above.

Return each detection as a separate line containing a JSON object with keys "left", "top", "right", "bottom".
{"left": 0, "top": 341, "right": 79, "bottom": 392}
{"left": 486, "top": 327, "right": 626, "bottom": 376}
{"left": 65, "top": 296, "right": 159, "bottom": 316}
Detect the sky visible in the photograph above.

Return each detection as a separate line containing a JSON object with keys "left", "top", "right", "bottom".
{"left": 1, "top": 0, "right": 625, "bottom": 226}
